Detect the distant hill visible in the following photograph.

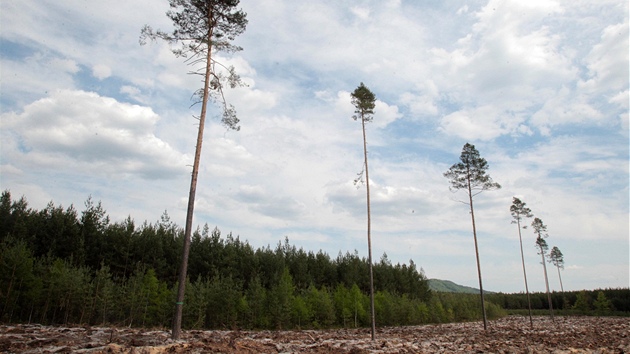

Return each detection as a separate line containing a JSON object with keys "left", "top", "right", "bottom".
{"left": 428, "top": 279, "right": 495, "bottom": 294}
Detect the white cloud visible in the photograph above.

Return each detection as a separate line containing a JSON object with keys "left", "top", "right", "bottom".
{"left": 400, "top": 92, "right": 438, "bottom": 117}
{"left": 439, "top": 106, "right": 517, "bottom": 141}
{"left": 579, "top": 19, "right": 629, "bottom": 93}
{"left": 473, "top": 0, "right": 563, "bottom": 33}
{"left": 609, "top": 90, "right": 629, "bottom": 133}
{"left": 350, "top": 6, "right": 371, "bottom": 20}
{"left": 0, "top": 164, "right": 23, "bottom": 177}
{"left": 492, "top": 136, "right": 628, "bottom": 245}
{"left": 51, "top": 58, "right": 80, "bottom": 74}
{"left": 92, "top": 64, "right": 112, "bottom": 80}
{"left": 237, "top": 184, "right": 307, "bottom": 220}
{"left": 1, "top": 90, "right": 186, "bottom": 180}
{"left": 120, "top": 85, "right": 146, "bottom": 104}
{"left": 222, "top": 82, "right": 278, "bottom": 116}
{"left": 530, "top": 87, "right": 604, "bottom": 134}
{"left": 0, "top": 52, "right": 78, "bottom": 108}
{"left": 399, "top": 80, "right": 440, "bottom": 118}
{"left": 374, "top": 100, "right": 402, "bottom": 129}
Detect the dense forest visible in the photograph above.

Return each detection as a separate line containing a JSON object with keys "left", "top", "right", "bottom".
{"left": 1, "top": 191, "right": 626, "bottom": 330}
{"left": 487, "top": 289, "right": 630, "bottom": 315}
{"left": 0, "top": 191, "right": 508, "bottom": 329}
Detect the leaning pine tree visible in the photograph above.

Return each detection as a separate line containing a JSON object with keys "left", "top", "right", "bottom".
{"left": 140, "top": 0, "right": 247, "bottom": 340}
{"left": 510, "top": 197, "right": 534, "bottom": 328}
{"left": 549, "top": 246, "right": 565, "bottom": 293}
{"left": 350, "top": 82, "right": 377, "bottom": 340}
{"left": 532, "top": 217, "right": 554, "bottom": 320}
{"left": 444, "top": 143, "right": 501, "bottom": 330}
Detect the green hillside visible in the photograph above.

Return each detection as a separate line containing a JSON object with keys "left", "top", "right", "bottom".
{"left": 429, "top": 279, "right": 494, "bottom": 294}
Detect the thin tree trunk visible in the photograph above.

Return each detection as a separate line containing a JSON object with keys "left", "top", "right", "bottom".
{"left": 64, "top": 296, "right": 70, "bottom": 325}
{"left": 556, "top": 265, "right": 564, "bottom": 293}
{"left": 540, "top": 249, "right": 554, "bottom": 320}
{"left": 467, "top": 174, "right": 487, "bottom": 330}
{"left": 28, "top": 302, "right": 34, "bottom": 324}
{"left": 124, "top": 236, "right": 131, "bottom": 277}
{"left": 51, "top": 301, "right": 58, "bottom": 325}
{"left": 517, "top": 220, "right": 533, "bottom": 328}
{"left": 79, "top": 302, "right": 86, "bottom": 325}
{"left": 172, "top": 9, "right": 214, "bottom": 340}
{"left": 102, "top": 294, "right": 108, "bottom": 325}
{"left": 41, "top": 289, "right": 51, "bottom": 324}
{"left": 143, "top": 296, "right": 149, "bottom": 327}
{"left": 88, "top": 277, "right": 101, "bottom": 325}
{"left": 9, "top": 278, "right": 24, "bottom": 323}
{"left": 361, "top": 117, "right": 376, "bottom": 341}
{"left": 2, "top": 263, "right": 16, "bottom": 318}
{"left": 128, "top": 277, "right": 137, "bottom": 328}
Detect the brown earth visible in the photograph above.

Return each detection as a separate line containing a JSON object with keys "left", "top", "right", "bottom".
{"left": 1, "top": 316, "right": 628, "bottom": 353}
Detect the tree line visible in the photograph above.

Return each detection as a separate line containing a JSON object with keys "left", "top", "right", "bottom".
{"left": 0, "top": 190, "right": 507, "bottom": 329}
{"left": 487, "top": 288, "right": 629, "bottom": 316}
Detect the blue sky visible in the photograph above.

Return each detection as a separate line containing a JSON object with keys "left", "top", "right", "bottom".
{"left": 1, "top": 0, "right": 628, "bottom": 293}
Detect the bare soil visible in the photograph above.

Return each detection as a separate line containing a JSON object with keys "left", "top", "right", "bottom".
{"left": 1, "top": 316, "right": 628, "bottom": 353}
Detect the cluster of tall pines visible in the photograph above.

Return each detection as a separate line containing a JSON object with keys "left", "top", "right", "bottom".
{"left": 0, "top": 191, "right": 506, "bottom": 329}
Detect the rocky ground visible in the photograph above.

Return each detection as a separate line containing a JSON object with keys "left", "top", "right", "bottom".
{"left": 1, "top": 316, "right": 628, "bottom": 353}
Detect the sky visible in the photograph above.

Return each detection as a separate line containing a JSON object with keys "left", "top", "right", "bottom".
{"left": 1, "top": 0, "right": 628, "bottom": 293}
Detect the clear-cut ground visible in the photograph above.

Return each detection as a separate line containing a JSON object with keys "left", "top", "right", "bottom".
{"left": 1, "top": 316, "right": 628, "bottom": 353}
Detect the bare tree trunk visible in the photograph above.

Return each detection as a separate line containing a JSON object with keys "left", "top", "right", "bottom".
{"left": 361, "top": 117, "right": 376, "bottom": 341}
{"left": 41, "top": 288, "right": 51, "bottom": 324}
{"left": 467, "top": 175, "right": 487, "bottom": 331}
{"left": 172, "top": 10, "right": 214, "bottom": 341}
{"left": 517, "top": 220, "right": 533, "bottom": 328}
{"left": 28, "top": 303, "right": 34, "bottom": 324}
{"left": 9, "top": 278, "right": 24, "bottom": 323}
{"left": 540, "top": 248, "right": 554, "bottom": 320}
{"left": 2, "top": 263, "right": 16, "bottom": 318}
{"left": 88, "top": 277, "right": 101, "bottom": 326}
{"left": 102, "top": 294, "right": 108, "bottom": 325}
{"left": 556, "top": 265, "right": 564, "bottom": 293}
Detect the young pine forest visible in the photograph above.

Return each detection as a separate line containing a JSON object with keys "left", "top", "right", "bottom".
{"left": 0, "top": 191, "right": 627, "bottom": 331}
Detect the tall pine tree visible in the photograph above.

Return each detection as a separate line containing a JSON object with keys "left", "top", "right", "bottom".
{"left": 141, "top": 0, "right": 247, "bottom": 339}
{"left": 350, "top": 82, "right": 377, "bottom": 340}
{"left": 444, "top": 143, "right": 501, "bottom": 330}
{"left": 549, "top": 246, "right": 565, "bottom": 293}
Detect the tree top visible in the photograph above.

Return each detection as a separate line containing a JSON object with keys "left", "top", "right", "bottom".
{"left": 351, "top": 82, "right": 376, "bottom": 122}
{"left": 140, "top": 0, "right": 248, "bottom": 58}
{"left": 510, "top": 197, "right": 533, "bottom": 221}
{"left": 443, "top": 143, "right": 501, "bottom": 195}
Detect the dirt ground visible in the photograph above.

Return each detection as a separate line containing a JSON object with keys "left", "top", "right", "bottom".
{"left": 1, "top": 316, "right": 628, "bottom": 353}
